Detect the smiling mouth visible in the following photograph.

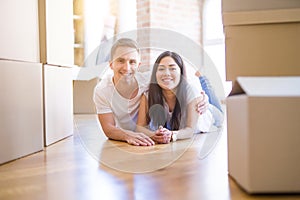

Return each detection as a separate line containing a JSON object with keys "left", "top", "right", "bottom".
{"left": 120, "top": 72, "right": 133, "bottom": 76}
{"left": 161, "top": 78, "right": 173, "bottom": 83}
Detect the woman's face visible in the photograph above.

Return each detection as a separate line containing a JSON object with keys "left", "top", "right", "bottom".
{"left": 156, "top": 56, "right": 181, "bottom": 91}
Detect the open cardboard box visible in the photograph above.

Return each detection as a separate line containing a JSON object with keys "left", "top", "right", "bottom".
{"left": 73, "top": 78, "right": 99, "bottom": 114}
{"left": 226, "top": 76, "right": 300, "bottom": 193}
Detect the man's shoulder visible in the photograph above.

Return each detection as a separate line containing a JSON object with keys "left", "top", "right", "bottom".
{"left": 94, "top": 74, "right": 114, "bottom": 95}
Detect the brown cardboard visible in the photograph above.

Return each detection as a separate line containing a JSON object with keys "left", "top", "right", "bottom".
{"left": 0, "top": 60, "right": 44, "bottom": 164}
{"left": 226, "top": 77, "right": 300, "bottom": 193}
{"left": 73, "top": 78, "right": 98, "bottom": 114}
{"left": 222, "top": 8, "right": 300, "bottom": 81}
{"left": 222, "top": 0, "right": 300, "bottom": 12}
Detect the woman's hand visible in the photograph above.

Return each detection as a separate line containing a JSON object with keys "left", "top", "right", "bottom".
{"left": 151, "top": 126, "right": 172, "bottom": 144}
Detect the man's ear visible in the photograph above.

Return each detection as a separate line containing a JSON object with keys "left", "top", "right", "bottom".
{"left": 109, "top": 61, "right": 113, "bottom": 69}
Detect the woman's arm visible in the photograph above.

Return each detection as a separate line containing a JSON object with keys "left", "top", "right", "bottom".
{"left": 136, "top": 94, "right": 156, "bottom": 137}
{"left": 136, "top": 94, "right": 172, "bottom": 144}
{"left": 172, "top": 96, "right": 201, "bottom": 140}
{"left": 136, "top": 95, "right": 201, "bottom": 143}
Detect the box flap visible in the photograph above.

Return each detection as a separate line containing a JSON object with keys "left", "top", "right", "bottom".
{"left": 223, "top": 8, "right": 300, "bottom": 26}
{"left": 229, "top": 77, "right": 300, "bottom": 97}
{"left": 222, "top": 0, "right": 300, "bottom": 13}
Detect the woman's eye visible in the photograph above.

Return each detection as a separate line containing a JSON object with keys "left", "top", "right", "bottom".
{"left": 130, "top": 60, "right": 137, "bottom": 65}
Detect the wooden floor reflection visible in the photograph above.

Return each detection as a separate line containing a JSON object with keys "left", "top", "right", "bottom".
{"left": 75, "top": 114, "right": 205, "bottom": 173}
{"left": 0, "top": 114, "right": 299, "bottom": 200}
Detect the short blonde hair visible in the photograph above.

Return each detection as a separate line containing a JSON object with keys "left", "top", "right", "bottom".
{"left": 110, "top": 38, "right": 140, "bottom": 61}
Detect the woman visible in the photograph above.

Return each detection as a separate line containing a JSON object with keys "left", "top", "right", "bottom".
{"left": 136, "top": 51, "right": 215, "bottom": 144}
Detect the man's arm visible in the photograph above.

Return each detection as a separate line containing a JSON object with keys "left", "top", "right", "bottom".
{"left": 196, "top": 91, "right": 209, "bottom": 114}
{"left": 97, "top": 113, "right": 154, "bottom": 146}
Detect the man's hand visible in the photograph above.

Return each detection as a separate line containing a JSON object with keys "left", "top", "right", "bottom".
{"left": 126, "top": 132, "right": 155, "bottom": 146}
{"left": 196, "top": 91, "right": 209, "bottom": 115}
{"left": 98, "top": 113, "right": 155, "bottom": 146}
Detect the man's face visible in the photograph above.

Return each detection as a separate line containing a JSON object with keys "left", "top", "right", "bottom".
{"left": 110, "top": 46, "right": 140, "bottom": 84}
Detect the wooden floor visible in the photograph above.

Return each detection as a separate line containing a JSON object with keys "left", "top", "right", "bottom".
{"left": 0, "top": 114, "right": 299, "bottom": 200}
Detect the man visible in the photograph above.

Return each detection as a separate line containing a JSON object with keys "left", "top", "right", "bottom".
{"left": 94, "top": 38, "right": 208, "bottom": 146}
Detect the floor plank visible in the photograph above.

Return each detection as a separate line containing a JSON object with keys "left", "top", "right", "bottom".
{"left": 0, "top": 114, "right": 299, "bottom": 200}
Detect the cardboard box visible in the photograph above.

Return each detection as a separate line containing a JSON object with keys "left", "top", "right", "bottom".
{"left": 226, "top": 77, "right": 300, "bottom": 193}
{"left": 44, "top": 65, "right": 74, "bottom": 146}
{"left": 0, "top": 0, "right": 40, "bottom": 62}
{"left": 38, "top": 0, "right": 74, "bottom": 66}
{"left": 222, "top": 8, "right": 300, "bottom": 81}
{"left": 0, "top": 60, "right": 43, "bottom": 164}
{"left": 72, "top": 63, "right": 109, "bottom": 114}
{"left": 222, "top": 0, "right": 300, "bottom": 12}
{"left": 73, "top": 78, "right": 98, "bottom": 114}
{"left": 0, "top": 0, "right": 74, "bottom": 66}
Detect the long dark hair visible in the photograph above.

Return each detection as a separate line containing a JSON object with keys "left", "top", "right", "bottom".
{"left": 147, "top": 51, "right": 188, "bottom": 130}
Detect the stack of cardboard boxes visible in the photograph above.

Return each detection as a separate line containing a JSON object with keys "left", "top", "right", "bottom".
{"left": 223, "top": 0, "right": 300, "bottom": 193}
{"left": 0, "top": 0, "right": 74, "bottom": 164}
{"left": 39, "top": 0, "right": 74, "bottom": 146}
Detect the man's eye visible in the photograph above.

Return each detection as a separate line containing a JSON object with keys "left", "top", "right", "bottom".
{"left": 158, "top": 68, "right": 165, "bottom": 71}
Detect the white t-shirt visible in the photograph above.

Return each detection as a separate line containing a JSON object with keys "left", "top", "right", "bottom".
{"left": 93, "top": 72, "right": 150, "bottom": 131}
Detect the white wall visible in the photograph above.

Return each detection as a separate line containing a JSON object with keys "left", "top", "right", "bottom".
{"left": 84, "top": 0, "right": 110, "bottom": 57}
{"left": 203, "top": 0, "right": 232, "bottom": 98}
{"left": 117, "top": 0, "right": 137, "bottom": 33}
